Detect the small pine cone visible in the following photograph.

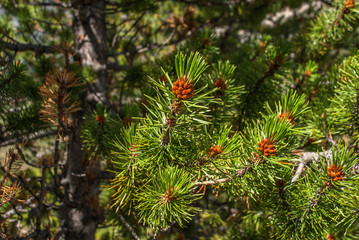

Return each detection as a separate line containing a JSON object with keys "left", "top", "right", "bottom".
{"left": 237, "top": 166, "right": 252, "bottom": 177}
{"left": 214, "top": 78, "right": 227, "bottom": 90}
{"left": 342, "top": 7, "right": 350, "bottom": 14}
{"left": 202, "top": 38, "right": 210, "bottom": 48}
{"left": 140, "top": 99, "right": 149, "bottom": 107}
{"left": 302, "top": 70, "right": 312, "bottom": 78}
{"left": 208, "top": 145, "right": 223, "bottom": 158}
{"left": 324, "top": 180, "right": 332, "bottom": 189}
{"left": 171, "top": 101, "right": 184, "bottom": 115}
{"left": 259, "top": 41, "right": 266, "bottom": 52}
{"left": 214, "top": 78, "right": 227, "bottom": 97}
{"left": 326, "top": 234, "right": 336, "bottom": 240}
{"left": 258, "top": 138, "right": 277, "bottom": 157}
{"left": 160, "top": 75, "right": 167, "bottom": 82}
{"left": 327, "top": 164, "right": 345, "bottom": 181}
{"left": 275, "top": 54, "right": 284, "bottom": 65}
{"left": 345, "top": 0, "right": 354, "bottom": 8}
{"left": 275, "top": 179, "right": 285, "bottom": 188}
{"left": 163, "top": 187, "right": 178, "bottom": 203}
{"left": 122, "top": 117, "right": 133, "bottom": 127}
{"left": 96, "top": 115, "right": 106, "bottom": 123}
{"left": 198, "top": 157, "right": 208, "bottom": 166}
{"left": 129, "top": 144, "right": 138, "bottom": 157}
{"left": 172, "top": 76, "right": 195, "bottom": 100}
{"left": 253, "top": 152, "right": 266, "bottom": 164}
{"left": 279, "top": 112, "right": 294, "bottom": 125}
{"left": 165, "top": 117, "right": 176, "bottom": 127}
{"left": 161, "top": 130, "right": 170, "bottom": 146}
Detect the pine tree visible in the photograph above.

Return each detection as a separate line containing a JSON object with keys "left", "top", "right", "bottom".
{"left": 2, "top": 0, "right": 359, "bottom": 239}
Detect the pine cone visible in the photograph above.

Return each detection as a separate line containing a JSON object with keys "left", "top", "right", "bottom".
{"left": 165, "top": 117, "right": 176, "bottom": 127}
{"left": 171, "top": 101, "right": 184, "bottom": 115}
{"left": 160, "top": 75, "right": 167, "bottom": 82}
{"left": 258, "top": 138, "right": 277, "bottom": 156}
{"left": 327, "top": 164, "right": 345, "bottom": 181}
{"left": 302, "top": 70, "right": 312, "bottom": 78}
{"left": 96, "top": 115, "right": 106, "bottom": 123}
{"left": 208, "top": 145, "right": 223, "bottom": 158}
{"left": 326, "top": 234, "right": 336, "bottom": 240}
{"left": 140, "top": 99, "right": 149, "bottom": 107}
{"left": 279, "top": 112, "right": 294, "bottom": 125}
{"left": 214, "top": 78, "right": 227, "bottom": 90}
{"left": 129, "top": 144, "right": 138, "bottom": 157}
{"left": 202, "top": 38, "right": 210, "bottom": 48}
{"left": 324, "top": 180, "right": 332, "bottom": 189}
{"left": 345, "top": 0, "right": 354, "bottom": 8}
{"left": 342, "top": 7, "right": 350, "bottom": 15}
{"left": 172, "top": 76, "right": 195, "bottom": 100}
{"left": 214, "top": 78, "right": 227, "bottom": 97}
{"left": 163, "top": 187, "right": 178, "bottom": 203}
{"left": 253, "top": 152, "right": 266, "bottom": 164}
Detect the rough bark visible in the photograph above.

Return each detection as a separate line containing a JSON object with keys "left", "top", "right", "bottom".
{"left": 57, "top": 1, "right": 107, "bottom": 239}
{"left": 73, "top": 0, "right": 109, "bottom": 107}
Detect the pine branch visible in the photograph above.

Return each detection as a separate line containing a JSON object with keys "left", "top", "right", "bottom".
{"left": 117, "top": 211, "right": 140, "bottom": 240}
{"left": 160, "top": 0, "right": 241, "bottom": 6}
{"left": 0, "top": 129, "right": 57, "bottom": 147}
{"left": 195, "top": 166, "right": 253, "bottom": 185}
{"left": 1, "top": 41, "right": 76, "bottom": 55}
{"left": 195, "top": 178, "right": 230, "bottom": 186}
{"left": 1, "top": 196, "right": 35, "bottom": 220}
{"left": 15, "top": 144, "right": 64, "bottom": 169}
{"left": 291, "top": 149, "right": 333, "bottom": 184}
{"left": 28, "top": 1, "right": 71, "bottom": 8}
{"left": 103, "top": 62, "right": 130, "bottom": 71}
{"left": 238, "top": 56, "right": 283, "bottom": 128}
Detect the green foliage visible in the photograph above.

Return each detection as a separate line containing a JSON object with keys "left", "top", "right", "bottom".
{"left": 81, "top": 104, "right": 123, "bottom": 157}
{"left": 136, "top": 167, "right": 201, "bottom": 229}
{"left": 306, "top": 0, "right": 359, "bottom": 55}
{"left": 0, "top": 61, "right": 44, "bottom": 137}
{"left": 328, "top": 51, "right": 359, "bottom": 137}
{"left": 4, "top": 0, "right": 359, "bottom": 239}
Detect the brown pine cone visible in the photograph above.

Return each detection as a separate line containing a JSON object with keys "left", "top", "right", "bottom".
{"left": 345, "top": 0, "right": 354, "bottom": 8}
{"left": 172, "top": 76, "right": 195, "bottom": 100}
{"left": 160, "top": 75, "right": 168, "bottom": 82}
{"left": 214, "top": 78, "right": 227, "bottom": 90}
{"left": 208, "top": 145, "right": 223, "bottom": 158}
{"left": 279, "top": 112, "right": 294, "bottom": 125}
{"left": 171, "top": 101, "right": 184, "bottom": 115}
{"left": 327, "top": 164, "right": 345, "bottom": 181}
{"left": 258, "top": 138, "right": 277, "bottom": 156}
{"left": 96, "top": 115, "right": 106, "bottom": 123}
{"left": 165, "top": 117, "right": 176, "bottom": 127}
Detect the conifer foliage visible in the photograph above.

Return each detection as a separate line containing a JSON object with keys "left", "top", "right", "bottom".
{"left": 2, "top": 0, "right": 359, "bottom": 239}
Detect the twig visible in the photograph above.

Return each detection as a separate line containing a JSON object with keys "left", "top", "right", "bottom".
{"left": 117, "top": 211, "right": 140, "bottom": 240}
{"left": 15, "top": 144, "right": 64, "bottom": 169}
{"left": 195, "top": 178, "right": 230, "bottom": 186}
{"left": 0, "top": 129, "right": 57, "bottom": 147}
{"left": 153, "top": 221, "right": 176, "bottom": 240}
{"left": 291, "top": 149, "right": 333, "bottom": 184}
{"left": 1, "top": 41, "right": 76, "bottom": 55}
{"left": 195, "top": 166, "right": 253, "bottom": 186}
{"left": 325, "top": 136, "right": 338, "bottom": 147}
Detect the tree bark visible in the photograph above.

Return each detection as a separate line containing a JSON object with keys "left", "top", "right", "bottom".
{"left": 73, "top": 0, "right": 109, "bottom": 107}
{"left": 57, "top": 1, "right": 107, "bottom": 239}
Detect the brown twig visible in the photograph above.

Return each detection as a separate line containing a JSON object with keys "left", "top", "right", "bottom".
{"left": 117, "top": 211, "right": 140, "bottom": 240}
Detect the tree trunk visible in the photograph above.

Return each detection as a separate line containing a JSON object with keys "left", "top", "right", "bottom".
{"left": 57, "top": 1, "right": 107, "bottom": 239}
